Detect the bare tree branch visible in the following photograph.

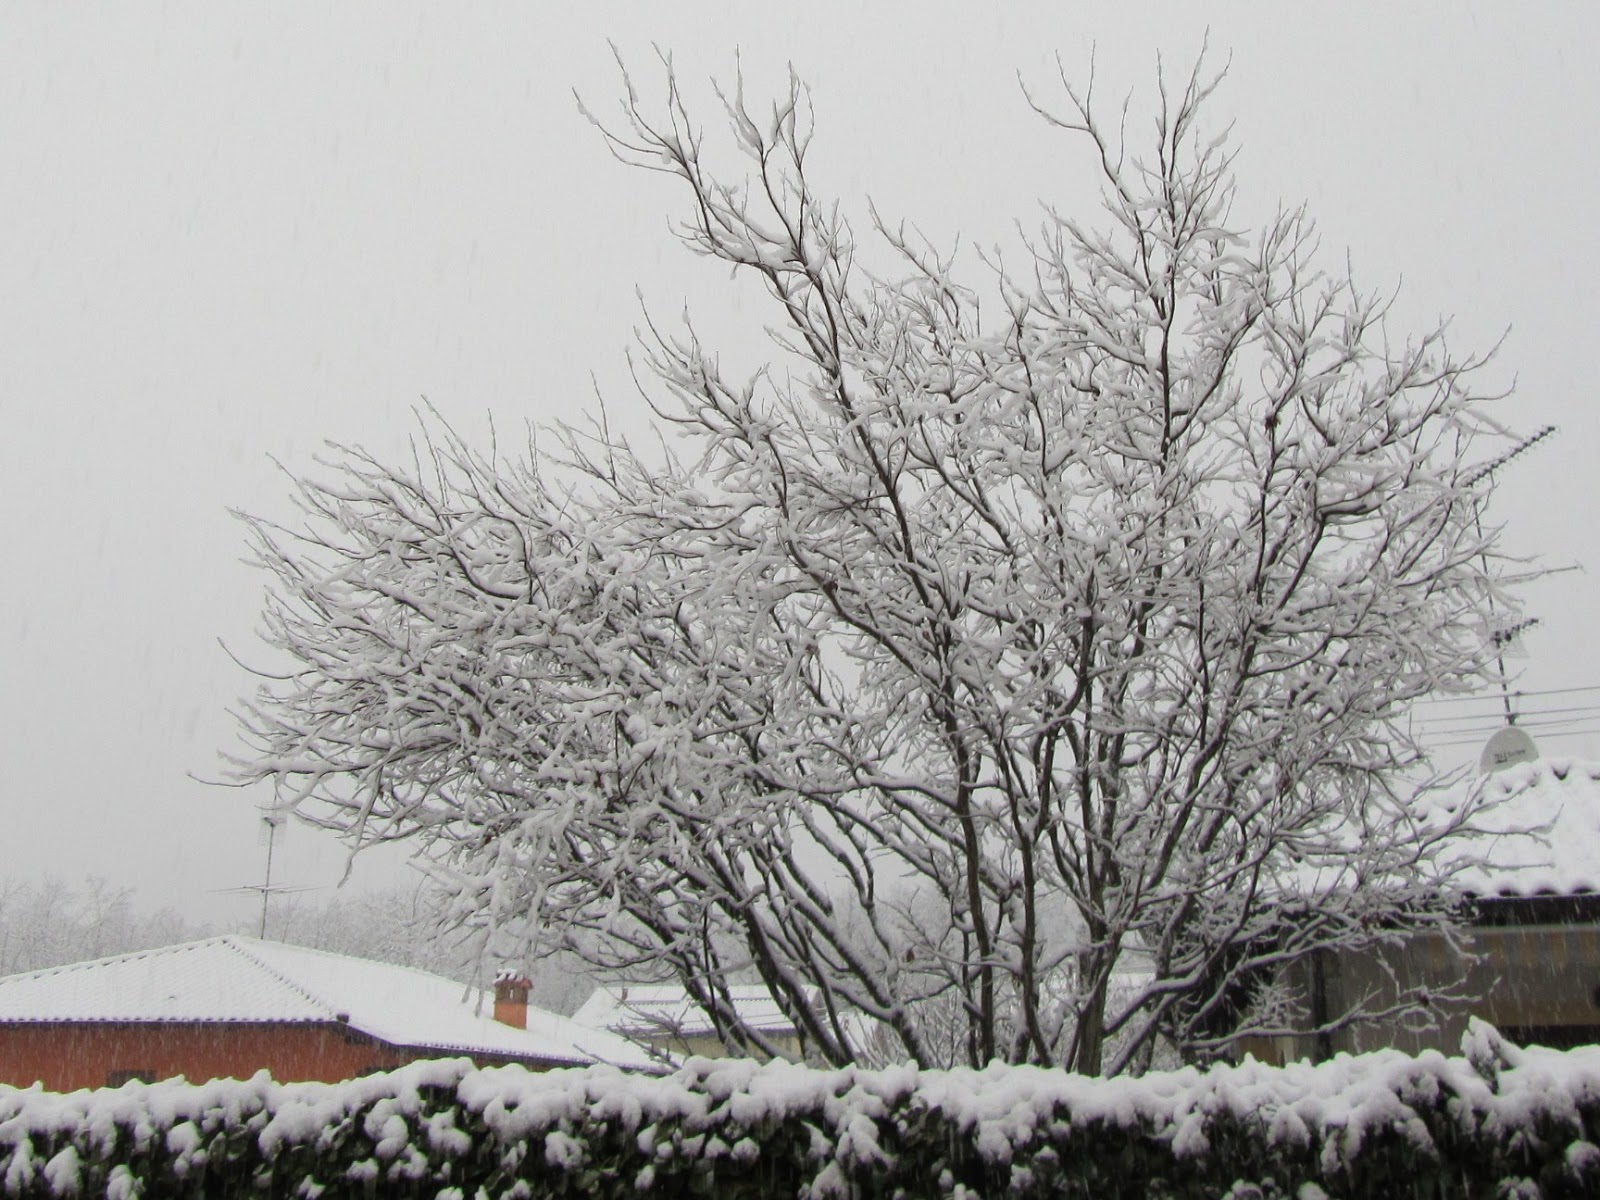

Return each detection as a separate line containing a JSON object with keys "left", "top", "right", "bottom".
{"left": 230, "top": 53, "right": 1530, "bottom": 1075}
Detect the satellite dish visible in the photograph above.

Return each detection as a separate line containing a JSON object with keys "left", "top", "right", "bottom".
{"left": 1479, "top": 725, "right": 1538, "bottom": 775}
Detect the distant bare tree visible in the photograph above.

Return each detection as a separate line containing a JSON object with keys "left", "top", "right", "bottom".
{"left": 267, "top": 883, "right": 457, "bottom": 970}
{"left": 233, "top": 57, "right": 1526, "bottom": 1073}
{"left": 264, "top": 881, "right": 596, "bottom": 1011}
{"left": 0, "top": 878, "right": 206, "bottom": 975}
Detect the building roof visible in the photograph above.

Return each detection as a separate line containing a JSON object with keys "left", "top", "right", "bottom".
{"left": 1441, "top": 758, "right": 1600, "bottom": 900}
{"left": 0, "top": 936, "right": 651, "bottom": 1068}
{"left": 573, "top": 982, "right": 798, "bottom": 1040}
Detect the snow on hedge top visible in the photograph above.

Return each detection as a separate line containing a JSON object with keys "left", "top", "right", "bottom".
{"left": 1443, "top": 758, "right": 1600, "bottom": 898}
{"left": 3, "top": 1026, "right": 1598, "bottom": 1191}
{"left": 573, "top": 983, "right": 798, "bottom": 1039}
{"left": 0, "top": 936, "right": 651, "bottom": 1068}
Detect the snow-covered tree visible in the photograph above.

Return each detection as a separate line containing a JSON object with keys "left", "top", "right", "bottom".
{"left": 0, "top": 878, "right": 206, "bottom": 975}
{"left": 231, "top": 59, "right": 1525, "bottom": 1074}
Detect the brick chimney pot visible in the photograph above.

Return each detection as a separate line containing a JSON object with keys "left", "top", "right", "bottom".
{"left": 493, "top": 973, "right": 532, "bottom": 1029}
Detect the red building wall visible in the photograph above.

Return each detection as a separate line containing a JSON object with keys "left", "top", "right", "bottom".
{"left": 0, "top": 1021, "right": 422, "bottom": 1091}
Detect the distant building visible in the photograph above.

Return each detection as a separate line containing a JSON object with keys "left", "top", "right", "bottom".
{"left": 0, "top": 935, "right": 650, "bottom": 1090}
{"left": 1253, "top": 758, "right": 1600, "bottom": 1062}
{"left": 573, "top": 982, "right": 803, "bottom": 1062}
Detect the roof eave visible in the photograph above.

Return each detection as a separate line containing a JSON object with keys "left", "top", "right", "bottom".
{"left": 1467, "top": 892, "right": 1600, "bottom": 926}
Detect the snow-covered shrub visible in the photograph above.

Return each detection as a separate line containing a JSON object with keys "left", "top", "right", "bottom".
{"left": 3, "top": 1026, "right": 1599, "bottom": 1198}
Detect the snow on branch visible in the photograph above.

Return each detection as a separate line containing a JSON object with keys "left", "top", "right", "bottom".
{"left": 231, "top": 53, "right": 1534, "bottom": 1076}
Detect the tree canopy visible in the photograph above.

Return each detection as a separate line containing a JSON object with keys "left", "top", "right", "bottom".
{"left": 232, "top": 58, "right": 1524, "bottom": 1074}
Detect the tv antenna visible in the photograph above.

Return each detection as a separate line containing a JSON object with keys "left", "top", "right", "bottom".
{"left": 217, "top": 808, "right": 315, "bottom": 938}
{"left": 1467, "top": 424, "right": 1556, "bottom": 768}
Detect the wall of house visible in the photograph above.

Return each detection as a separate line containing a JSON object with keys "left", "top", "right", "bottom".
{"left": 1246, "top": 922, "right": 1600, "bottom": 1064}
{"left": 631, "top": 1031, "right": 803, "bottom": 1063}
{"left": 0, "top": 1021, "right": 417, "bottom": 1090}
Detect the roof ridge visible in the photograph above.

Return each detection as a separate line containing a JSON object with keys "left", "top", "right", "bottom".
{"left": 216, "top": 935, "right": 345, "bottom": 1022}
{"left": 223, "top": 936, "right": 509, "bottom": 1029}
{"left": 0, "top": 934, "right": 235, "bottom": 985}
{"left": 225, "top": 936, "right": 493, "bottom": 1010}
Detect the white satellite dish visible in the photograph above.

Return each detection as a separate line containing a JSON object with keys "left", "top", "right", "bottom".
{"left": 1478, "top": 725, "right": 1538, "bottom": 775}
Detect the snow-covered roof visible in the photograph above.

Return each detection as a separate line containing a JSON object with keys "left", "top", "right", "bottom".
{"left": 573, "top": 982, "right": 797, "bottom": 1039}
{"left": 0, "top": 936, "right": 651, "bottom": 1068}
{"left": 1442, "top": 758, "right": 1600, "bottom": 899}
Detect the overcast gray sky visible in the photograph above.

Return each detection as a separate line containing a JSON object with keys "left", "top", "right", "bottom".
{"left": 3, "top": 2, "right": 1597, "bottom": 920}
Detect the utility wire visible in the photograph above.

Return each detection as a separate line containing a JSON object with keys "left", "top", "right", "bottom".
{"left": 1432, "top": 729, "right": 1600, "bottom": 751}
{"left": 1427, "top": 715, "right": 1600, "bottom": 739}
{"left": 1428, "top": 719, "right": 1600, "bottom": 744}
{"left": 1422, "top": 703, "right": 1600, "bottom": 728}
{"left": 1412, "top": 684, "right": 1600, "bottom": 708}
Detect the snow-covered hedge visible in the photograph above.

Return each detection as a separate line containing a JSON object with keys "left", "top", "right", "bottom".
{"left": 2, "top": 1022, "right": 1599, "bottom": 1198}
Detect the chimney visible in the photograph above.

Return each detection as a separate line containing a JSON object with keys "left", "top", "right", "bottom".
{"left": 493, "top": 971, "right": 532, "bottom": 1029}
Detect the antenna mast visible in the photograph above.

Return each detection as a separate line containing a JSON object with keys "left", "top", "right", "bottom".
{"left": 216, "top": 809, "right": 313, "bottom": 939}
{"left": 258, "top": 810, "right": 281, "bottom": 938}
{"left": 1464, "top": 425, "right": 1555, "bottom": 772}
{"left": 1469, "top": 425, "right": 1556, "bottom": 722}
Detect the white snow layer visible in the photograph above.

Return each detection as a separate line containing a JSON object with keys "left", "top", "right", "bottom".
{"left": 1440, "top": 759, "right": 1600, "bottom": 898}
